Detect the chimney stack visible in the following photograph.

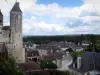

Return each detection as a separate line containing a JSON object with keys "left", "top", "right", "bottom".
{"left": 77, "top": 56, "right": 81, "bottom": 69}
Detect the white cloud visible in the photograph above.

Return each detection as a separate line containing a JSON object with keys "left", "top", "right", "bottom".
{"left": 1, "top": 0, "right": 100, "bottom": 35}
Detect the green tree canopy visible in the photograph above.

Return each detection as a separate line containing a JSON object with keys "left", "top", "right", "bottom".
{"left": 0, "top": 56, "right": 24, "bottom": 75}
{"left": 71, "top": 51, "right": 83, "bottom": 61}
{"left": 40, "top": 60, "right": 57, "bottom": 70}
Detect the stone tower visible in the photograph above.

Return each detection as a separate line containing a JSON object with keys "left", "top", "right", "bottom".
{"left": 10, "top": 2, "right": 25, "bottom": 63}
{"left": 0, "top": 9, "right": 3, "bottom": 25}
{"left": 0, "top": 10, "right": 3, "bottom": 42}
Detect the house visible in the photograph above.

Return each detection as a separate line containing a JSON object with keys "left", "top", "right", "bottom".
{"left": 26, "top": 49, "right": 41, "bottom": 63}
{"left": 53, "top": 51, "right": 63, "bottom": 68}
{"left": 69, "top": 52, "right": 100, "bottom": 75}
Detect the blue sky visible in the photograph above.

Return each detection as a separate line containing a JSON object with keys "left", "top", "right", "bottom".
{"left": 0, "top": 0, "right": 100, "bottom": 35}
{"left": 37, "top": 0, "right": 83, "bottom": 7}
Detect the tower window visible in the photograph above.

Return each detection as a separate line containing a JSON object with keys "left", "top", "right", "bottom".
{"left": 9, "top": 34, "right": 11, "bottom": 37}
{"left": 0, "top": 20, "right": 1, "bottom": 22}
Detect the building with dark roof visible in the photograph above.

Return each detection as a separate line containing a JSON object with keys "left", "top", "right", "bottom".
{"left": 69, "top": 52, "right": 100, "bottom": 75}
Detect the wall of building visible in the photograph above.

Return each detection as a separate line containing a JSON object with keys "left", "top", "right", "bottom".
{"left": 38, "top": 49, "right": 48, "bottom": 56}
{"left": 12, "top": 48, "right": 25, "bottom": 63}
{"left": 2, "top": 30, "right": 10, "bottom": 43}
{"left": 0, "top": 26, "right": 2, "bottom": 42}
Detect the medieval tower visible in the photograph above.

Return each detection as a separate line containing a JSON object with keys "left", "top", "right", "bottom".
{"left": 10, "top": 2, "right": 25, "bottom": 63}
{"left": 0, "top": 2, "right": 25, "bottom": 63}
{"left": 0, "top": 9, "right": 3, "bottom": 42}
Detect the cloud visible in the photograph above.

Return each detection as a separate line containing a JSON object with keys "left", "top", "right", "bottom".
{"left": 1, "top": 0, "right": 100, "bottom": 35}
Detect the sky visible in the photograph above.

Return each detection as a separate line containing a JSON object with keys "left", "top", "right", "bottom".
{"left": 0, "top": 0, "right": 100, "bottom": 35}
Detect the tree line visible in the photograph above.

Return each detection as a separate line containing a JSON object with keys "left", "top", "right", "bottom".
{"left": 23, "top": 34, "right": 100, "bottom": 44}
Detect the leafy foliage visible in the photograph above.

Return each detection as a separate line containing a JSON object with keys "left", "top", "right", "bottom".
{"left": 40, "top": 60, "right": 57, "bottom": 69}
{"left": 0, "top": 56, "right": 24, "bottom": 75}
{"left": 71, "top": 51, "right": 83, "bottom": 57}
{"left": 71, "top": 51, "right": 83, "bottom": 61}
{"left": 23, "top": 34, "right": 100, "bottom": 44}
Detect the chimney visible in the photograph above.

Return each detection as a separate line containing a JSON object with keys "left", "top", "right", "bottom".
{"left": 77, "top": 56, "right": 81, "bottom": 69}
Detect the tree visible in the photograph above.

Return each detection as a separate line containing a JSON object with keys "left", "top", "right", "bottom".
{"left": 40, "top": 60, "right": 57, "bottom": 70}
{"left": 0, "top": 56, "right": 24, "bottom": 75}
{"left": 71, "top": 51, "right": 83, "bottom": 61}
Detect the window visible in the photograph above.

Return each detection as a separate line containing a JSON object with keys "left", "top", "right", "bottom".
{"left": 9, "top": 34, "right": 11, "bottom": 37}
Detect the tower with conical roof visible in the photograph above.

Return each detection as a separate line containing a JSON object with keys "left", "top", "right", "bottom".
{"left": 10, "top": 2, "right": 25, "bottom": 63}
{"left": 0, "top": 9, "right": 3, "bottom": 26}
{"left": 0, "top": 10, "right": 3, "bottom": 42}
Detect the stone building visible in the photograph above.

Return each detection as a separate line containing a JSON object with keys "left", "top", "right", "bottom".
{"left": 0, "top": 2, "right": 25, "bottom": 63}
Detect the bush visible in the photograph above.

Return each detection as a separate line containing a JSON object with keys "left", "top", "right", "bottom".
{"left": 71, "top": 51, "right": 83, "bottom": 61}
{"left": 40, "top": 60, "right": 57, "bottom": 69}
{"left": 0, "top": 56, "right": 24, "bottom": 75}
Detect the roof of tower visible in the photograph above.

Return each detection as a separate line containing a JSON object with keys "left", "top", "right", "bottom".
{"left": 10, "top": 2, "right": 22, "bottom": 13}
{"left": 0, "top": 9, "right": 3, "bottom": 16}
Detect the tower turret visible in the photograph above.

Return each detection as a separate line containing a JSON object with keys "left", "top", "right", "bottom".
{"left": 0, "top": 9, "right": 3, "bottom": 25}
{"left": 0, "top": 9, "right": 3, "bottom": 42}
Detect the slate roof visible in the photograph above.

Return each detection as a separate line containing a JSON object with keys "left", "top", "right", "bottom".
{"left": 43, "top": 55, "right": 54, "bottom": 61}
{"left": 37, "top": 45, "right": 60, "bottom": 51}
{"left": 69, "top": 52, "right": 100, "bottom": 73}
{"left": 18, "top": 61, "right": 41, "bottom": 71}
{"left": 10, "top": 2, "right": 22, "bottom": 13}
{"left": 2, "top": 26, "right": 10, "bottom": 30}
{"left": 53, "top": 52, "right": 63, "bottom": 60}
{"left": 27, "top": 50, "right": 39, "bottom": 57}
